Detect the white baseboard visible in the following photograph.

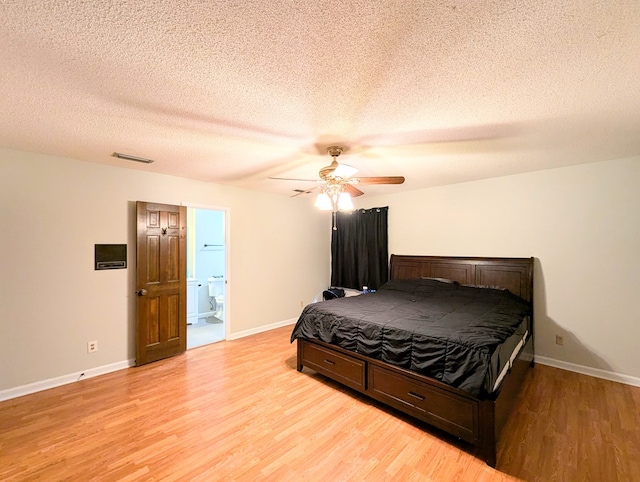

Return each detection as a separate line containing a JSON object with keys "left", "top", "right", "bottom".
{"left": 226, "top": 317, "right": 298, "bottom": 341}
{"left": 535, "top": 355, "right": 640, "bottom": 388}
{"left": 0, "top": 359, "right": 135, "bottom": 402}
{"left": 197, "top": 311, "right": 216, "bottom": 318}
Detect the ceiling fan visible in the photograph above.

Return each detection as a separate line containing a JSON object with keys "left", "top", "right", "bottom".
{"left": 270, "top": 146, "right": 405, "bottom": 211}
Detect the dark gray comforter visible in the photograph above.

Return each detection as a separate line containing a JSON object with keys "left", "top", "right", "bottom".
{"left": 290, "top": 278, "right": 531, "bottom": 396}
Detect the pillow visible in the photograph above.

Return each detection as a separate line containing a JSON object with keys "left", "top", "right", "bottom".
{"left": 421, "top": 277, "right": 459, "bottom": 285}
{"left": 379, "top": 278, "right": 459, "bottom": 294}
{"left": 460, "top": 283, "right": 507, "bottom": 291}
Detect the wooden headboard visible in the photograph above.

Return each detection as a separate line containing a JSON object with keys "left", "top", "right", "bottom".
{"left": 389, "top": 255, "right": 534, "bottom": 302}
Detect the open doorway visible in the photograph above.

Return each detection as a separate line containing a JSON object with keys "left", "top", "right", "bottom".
{"left": 186, "top": 207, "right": 226, "bottom": 349}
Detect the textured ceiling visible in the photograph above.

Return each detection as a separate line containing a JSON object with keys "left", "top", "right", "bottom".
{"left": 2, "top": 1, "right": 640, "bottom": 198}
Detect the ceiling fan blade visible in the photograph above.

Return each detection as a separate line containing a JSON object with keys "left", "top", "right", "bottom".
{"left": 332, "top": 163, "right": 358, "bottom": 179}
{"left": 355, "top": 176, "right": 405, "bottom": 185}
{"left": 269, "top": 176, "right": 319, "bottom": 182}
{"left": 290, "top": 187, "right": 318, "bottom": 197}
{"left": 344, "top": 184, "right": 365, "bottom": 197}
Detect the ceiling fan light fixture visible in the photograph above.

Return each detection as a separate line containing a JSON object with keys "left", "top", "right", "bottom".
{"left": 314, "top": 192, "right": 333, "bottom": 210}
{"left": 337, "top": 192, "right": 354, "bottom": 211}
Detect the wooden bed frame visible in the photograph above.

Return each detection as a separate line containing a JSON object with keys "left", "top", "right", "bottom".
{"left": 296, "top": 255, "right": 534, "bottom": 467}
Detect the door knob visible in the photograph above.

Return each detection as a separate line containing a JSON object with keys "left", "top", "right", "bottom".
{"left": 136, "top": 289, "right": 148, "bottom": 296}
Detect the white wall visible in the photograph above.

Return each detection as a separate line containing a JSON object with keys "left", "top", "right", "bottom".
{"left": 366, "top": 158, "right": 640, "bottom": 382}
{"left": 0, "top": 148, "right": 331, "bottom": 392}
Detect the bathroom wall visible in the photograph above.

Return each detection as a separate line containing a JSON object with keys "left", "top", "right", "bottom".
{"left": 194, "top": 209, "right": 225, "bottom": 315}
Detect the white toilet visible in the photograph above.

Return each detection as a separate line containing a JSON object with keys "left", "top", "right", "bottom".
{"left": 207, "top": 276, "right": 225, "bottom": 320}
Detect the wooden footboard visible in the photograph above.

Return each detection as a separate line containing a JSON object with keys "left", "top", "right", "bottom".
{"left": 297, "top": 336, "right": 533, "bottom": 467}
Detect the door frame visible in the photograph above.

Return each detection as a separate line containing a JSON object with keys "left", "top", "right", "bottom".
{"left": 181, "top": 202, "right": 230, "bottom": 341}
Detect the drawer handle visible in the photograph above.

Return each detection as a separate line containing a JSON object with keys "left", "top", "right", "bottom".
{"left": 323, "top": 359, "right": 335, "bottom": 365}
{"left": 408, "top": 391, "right": 425, "bottom": 401}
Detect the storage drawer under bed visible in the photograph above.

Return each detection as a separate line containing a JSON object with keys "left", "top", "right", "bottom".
{"left": 299, "top": 341, "right": 366, "bottom": 392}
{"left": 368, "top": 364, "right": 479, "bottom": 442}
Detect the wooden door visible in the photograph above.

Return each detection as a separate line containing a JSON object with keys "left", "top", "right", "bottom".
{"left": 135, "top": 201, "right": 187, "bottom": 366}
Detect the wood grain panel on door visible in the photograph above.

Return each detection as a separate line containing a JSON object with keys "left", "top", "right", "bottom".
{"left": 136, "top": 201, "right": 187, "bottom": 365}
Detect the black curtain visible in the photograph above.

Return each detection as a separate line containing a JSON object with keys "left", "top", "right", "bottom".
{"left": 330, "top": 206, "right": 388, "bottom": 290}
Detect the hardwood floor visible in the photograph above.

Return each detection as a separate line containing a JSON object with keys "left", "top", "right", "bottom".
{"left": 1, "top": 326, "right": 639, "bottom": 481}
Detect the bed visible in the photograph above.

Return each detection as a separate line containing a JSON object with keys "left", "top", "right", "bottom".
{"left": 290, "top": 255, "right": 534, "bottom": 467}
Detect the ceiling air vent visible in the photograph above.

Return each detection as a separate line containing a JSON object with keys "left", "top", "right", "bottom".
{"left": 112, "top": 152, "right": 154, "bottom": 164}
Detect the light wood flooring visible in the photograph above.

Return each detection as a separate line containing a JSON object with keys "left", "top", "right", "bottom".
{"left": 1, "top": 326, "right": 639, "bottom": 481}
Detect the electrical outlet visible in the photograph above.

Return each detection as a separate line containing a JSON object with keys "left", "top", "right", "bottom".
{"left": 87, "top": 340, "right": 98, "bottom": 353}
{"left": 555, "top": 335, "right": 564, "bottom": 346}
